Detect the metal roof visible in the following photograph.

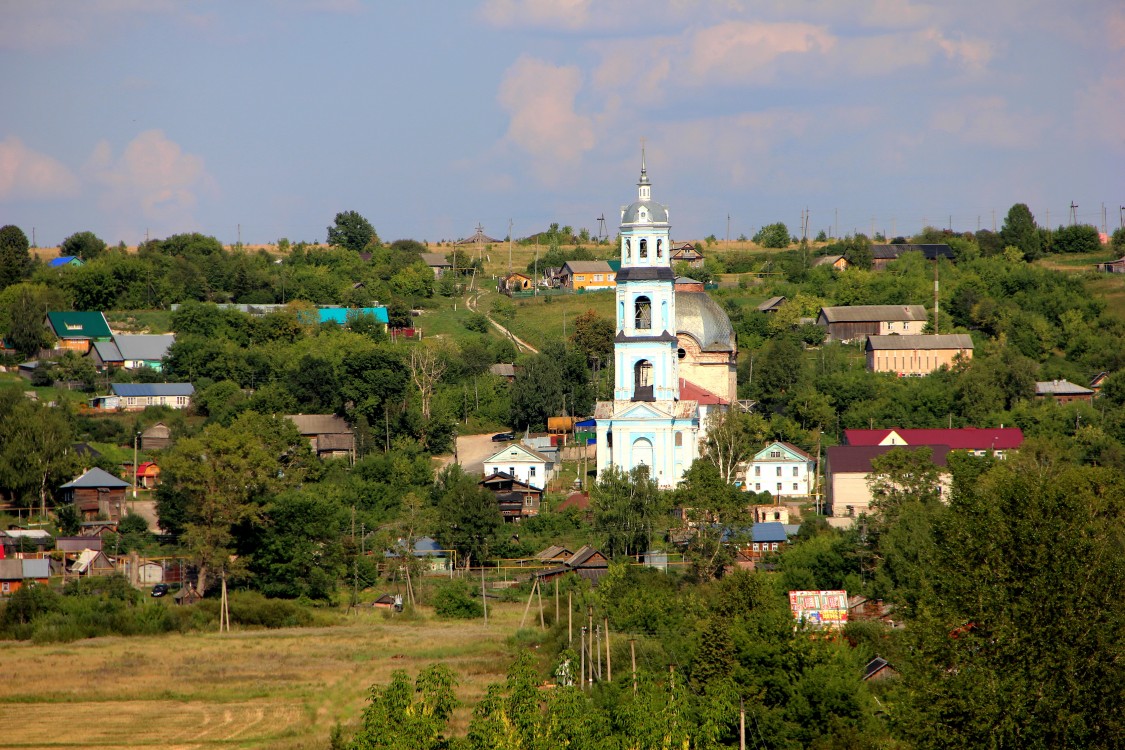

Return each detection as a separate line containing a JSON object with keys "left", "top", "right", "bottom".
{"left": 676, "top": 291, "right": 735, "bottom": 352}
{"left": 286, "top": 414, "right": 351, "bottom": 435}
{"left": 419, "top": 252, "right": 451, "bottom": 267}
{"left": 751, "top": 522, "right": 789, "bottom": 543}
{"left": 1035, "top": 379, "right": 1094, "bottom": 396}
{"left": 45, "top": 311, "right": 112, "bottom": 339}
{"left": 826, "top": 444, "right": 950, "bottom": 474}
{"left": 621, "top": 199, "right": 670, "bottom": 224}
{"left": 820, "top": 305, "right": 927, "bottom": 323}
{"left": 844, "top": 428, "right": 1024, "bottom": 451}
{"left": 110, "top": 383, "right": 195, "bottom": 397}
{"left": 865, "top": 334, "right": 973, "bottom": 351}
{"left": 61, "top": 467, "right": 130, "bottom": 490}
{"left": 113, "top": 334, "right": 175, "bottom": 361}
{"left": 561, "top": 260, "right": 615, "bottom": 274}
{"left": 91, "top": 340, "right": 123, "bottom": 361}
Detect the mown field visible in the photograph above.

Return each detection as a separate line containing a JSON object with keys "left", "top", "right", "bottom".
{"left": 0, "top": 602, "right": 531, "bottom": 750}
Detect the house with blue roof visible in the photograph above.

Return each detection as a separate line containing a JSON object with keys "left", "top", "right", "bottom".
{"left": 89, "top": 383, "right": 194, "bottom": 411}
{"left": 48, "top": 256, "right": 85, "bottom": 268}
{"left": 316, "top": 307, "right": 389, "bottom": 327}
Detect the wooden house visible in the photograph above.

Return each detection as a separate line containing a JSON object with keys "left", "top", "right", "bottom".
{"left": 141, "top": 422, "right": 172, "bottom": 450}
{"left": 135, "top": 461, "right": 161, "bottom": 489}
{"left": 818, "top": 305, "right": 929, "bottom": 342}
{"left": 44, "top": 311, "right": 113, "bottom": 354}
{"left": 811, "top": 255, "right": 849, "bottom": 271}
{"left": 479, "top": 472, "right": 541, "bottom": 521}
{"left": 670, "top": 242, "right": 704, "bottom": 268}
{"left": 500, "top": 272, "right": 533, "bottom": 293}
{"left": 89, "top": 383, "right": 194, "bottom": 411}
{"left": 0, "top": 559, "right": 50, "bottom": 595}
{"left": 60, "top": 467, "right": 130, "bottom": 522}
{"left": 756, "top": 296, "right": 786, "bottom": 313}
{"left": 534, "top": 545, "right": 574, "bottom": 565}
{"left": 286, "top": 414, "right": 356, "bottom": 459}
{"left": 1035, "top": 379, "right": 1095, "bottom": 404}
{"left": 419, "top": 252, "right": 452, "bottom": 278}
{"left": 559, "top": 260, "right": 616, "bottom": 290}
{"left": 535, "top": 545, "right": 609, "bottom": 584}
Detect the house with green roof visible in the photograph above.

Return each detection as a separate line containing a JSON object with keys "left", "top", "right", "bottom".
{"left": 44, "top": 312, "right": 112, "bottom": 354}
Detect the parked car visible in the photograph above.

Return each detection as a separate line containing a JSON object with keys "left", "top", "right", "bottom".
{"left": 151, "top": 583, "right": 170, "bottom": 598}
{"left": 492, "top": 432, "right": 515, "bottom": 442}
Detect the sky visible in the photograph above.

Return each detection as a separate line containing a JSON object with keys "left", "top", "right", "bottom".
{"left": 1, "top": 0, "right": 1123, "bottom": 248}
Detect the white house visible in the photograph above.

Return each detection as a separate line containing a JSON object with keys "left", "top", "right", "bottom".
{"left": 482, "top": 443, "right": 555, "bottom": 491}
{"left": 745, "top": 442, "right": 815, "bottom": 498}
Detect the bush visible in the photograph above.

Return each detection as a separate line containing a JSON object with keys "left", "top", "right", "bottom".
{"left": 432, "top": 580, "right": 483, "bottom": 619}
{"left": 753, "top": 222, "right": 791, "bottom": 249}
{"left": 464, "top": 312, "right": 490, "bottom": 334}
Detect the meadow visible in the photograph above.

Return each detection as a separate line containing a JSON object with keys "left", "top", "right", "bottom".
{"left": 0, "top": 602, "right": 531, "bottom": 750}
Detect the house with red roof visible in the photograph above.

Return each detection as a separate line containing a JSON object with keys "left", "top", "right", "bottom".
{"left": 825, "top": 445, "right": 951, "bottom": 528}
{"left": 843, "top": 427, "right": 1023, "bottom": 458}
{"left": 135, "top": 461, "right": 161, "bottom": 489}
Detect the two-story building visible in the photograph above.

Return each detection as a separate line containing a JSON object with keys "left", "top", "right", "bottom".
{"left": 482, "top": 443, "right": 555, "bottom": 490}
{"left": 843, "top": 427, "right": 1023, "bottom": 457}
{"left": 744, "top": 441, "right": 815, "bottom": 498}
{"left": 818, "top": 305, "right": 929, "bottom": 342}
{"left": 825, "top": 445, "right": 950, "bottom": 527}
{"left": 865, "top": 334, "right": 974, "bottom": 376}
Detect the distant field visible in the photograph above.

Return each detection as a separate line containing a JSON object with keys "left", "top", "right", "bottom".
{"left": 0, "top": 602, "right": 533, "bottom": 750}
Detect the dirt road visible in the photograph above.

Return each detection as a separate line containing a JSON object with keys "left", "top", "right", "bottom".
{"left": 436, "top": 432, "right": 507, "bottom": 475}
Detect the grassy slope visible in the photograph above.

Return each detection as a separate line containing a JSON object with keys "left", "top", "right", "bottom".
{"left": 0, "top": 602, "right": 533, "bottom": 750}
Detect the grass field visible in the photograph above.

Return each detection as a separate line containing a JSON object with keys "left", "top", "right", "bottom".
{"left": 0, "top": 602, "right": 534, "bottom": 749}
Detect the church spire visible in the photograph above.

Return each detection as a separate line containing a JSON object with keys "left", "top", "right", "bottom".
{"left": 637, "top": 140, "right": 651, "bottom": 201}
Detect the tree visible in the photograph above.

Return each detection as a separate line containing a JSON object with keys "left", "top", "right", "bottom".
{"left": 59, "top": 231, "right": 107, "bottom": 261}
{"left": 407, "top": 340, "right": 449, "bottom": 420}
{"left": 432, "top": 464, "right": 502, "bottom": 568}
{"left": 700, "top": 408, "right": 768, "bottom": 483}
{"left": 0, "top": 225, "right": 31, "bottom": 290}
{"left": 0, "top": 283, "right": 61, "bottom": 358}
{"left": 349, "top": 665, "right": 458, "bottom": 750}
{"left": 591, "top": 464, "right": 665, "bottom": 558}
{"left": 249, "top": 489, "right": 347, "bottom": 600}
{"left": 158, "top": 413, "right": 310, "bottom": 594}
{"left": 0, "top": 392, "right": 77, "bottom": 513}
{"left": 1051, "top": 223, "right": 1101, "bottom": 255}
{"left": 327, "top": 210, "right": 378, "bottom": 252}
{"left": 999, "top": 203, "right": 1041, "bottom": 260}
{"left": 896, "top": 460, "right": 1125, "bottom": 748}
{"left": 677, "top": 461, "right": 752, "bottom": 580}
{"left": 753, "top": 222, "right": 791, "bottom": 249}
{"left": 569, "top": 310, "right": 614, "bottom": 366}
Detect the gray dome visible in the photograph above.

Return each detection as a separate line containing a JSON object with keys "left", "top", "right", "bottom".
{"left": 622, "top": 200, "right": 670, "bottom": 225}
{"left": 675, "top": 291, "right": 735, "bottom": 352}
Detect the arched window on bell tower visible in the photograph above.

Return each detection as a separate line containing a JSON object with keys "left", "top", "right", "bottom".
{"left": 634, "top": 296, "right": 651, "bottom": 330}
{"left": 639, "top": 239, "right": 648, "bottom": 259}
{"left": 625, "top": 239, "right": 631, "bottom": 259}
{"left": 657, "top": 239, "right": 663, "bottom": 258}
{"left": 633, "top": 359, "right": 654, "bottom": 401}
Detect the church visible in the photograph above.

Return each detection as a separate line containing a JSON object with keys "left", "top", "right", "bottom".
{"left": 594, "top": 154, "right": 737, "bottom": 488}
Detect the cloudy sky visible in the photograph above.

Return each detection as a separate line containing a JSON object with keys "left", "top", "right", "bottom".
{"left": 2, "top": 0, "right": 1122, "bottom": 247}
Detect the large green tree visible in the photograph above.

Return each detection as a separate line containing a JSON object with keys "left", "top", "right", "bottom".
{"left": 0, "top": 283, "right": 63, "bottom": 357}
{"left": 432, "top": 464, "right": 502, "bottom": 568}
{"left": 0, "top": 225, "right": 32, "bottom": 290}
{"left": 59, "top": 231, "right": 107, "bottom": 261}
{"left": 999, "top": 202, "right": 1041, "bottom": 260}
{"left": 327, "top": 210, "right": 378, "bottom": 252}
{"left": 591, "top": 464, "right": 665, "bottom": 558}
{"left": 0, "top": 391, "right": 77, "bottom": 512}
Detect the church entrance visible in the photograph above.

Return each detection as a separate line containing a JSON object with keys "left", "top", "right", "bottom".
{"left": 632, "top": 437, "right": 653, "bottom": 470}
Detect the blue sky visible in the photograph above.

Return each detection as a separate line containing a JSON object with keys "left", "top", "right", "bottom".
{"left": 2, "top": 0, "right": 1122, "bottom": 247}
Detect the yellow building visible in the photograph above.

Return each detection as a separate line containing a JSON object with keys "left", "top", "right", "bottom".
{"left": 865, "top": 334, "right": 973, "bottom": 376}
{"left": 560, "top": 260, "right": 616, "bottom": 290}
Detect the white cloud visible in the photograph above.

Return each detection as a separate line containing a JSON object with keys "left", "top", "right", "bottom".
{"left": 83, "top": 130, "right": 216, "bottom": 235}
{"left": 496, "top": 56, "right": 596, "bottom": 180}
{"left": 0, "top": 136, "right": 80, "bottom": 200}
{"left": 479, "top": 0, "right": 592, "bottom": 29}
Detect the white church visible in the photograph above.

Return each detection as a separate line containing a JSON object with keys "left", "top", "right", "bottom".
{"left": 594, "top": 154, "right": 738, "bottom": 488}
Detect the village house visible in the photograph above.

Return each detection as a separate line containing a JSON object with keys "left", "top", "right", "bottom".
{"left": 0, "top": 559, "right": 50, "bottom": 595}
{"left": 489, "top": 363, "right": 518, "bottom": 382}
{"left": 866, "top": 334, "right": 973, "bottom": 376}
{"left": 482, "top": 443, "right": 555, "bottom": 491}
{"left": 825, "top": 445, "right": 950, "bottom": 527}
{"left": 419, "top": 252, "right": 452, "bottom": 278}
{"left": 843, "top": 427, "right": 1024, "bottom": 457}
{"left": 751, "top": 505, "right": 792, "bottom": 524}
{"left": 48, "top": 255, "right": 85, "bottom": 268}
{"left": 745, "top": 442, "right": 816, "bottom": 498}
{"left": 44, "top": 311, "right": 113, "bottom": 354}
{"left": 286, "top": 414, "right": 356, "bottom": 459}
{"left": 669, "top": 242, "right": 704, "bottom": 268}
{"left": 812, "top": 255, "right": 850, "bottom": 271}
{"left": 1090, "top": 372, "right": 1110, "bottom": 392}
{"left": 1095, "top": 256, "right": 1125, "bottom": 273}
{"left": 559, "top": 260, "right": 616, "bottom": 290}
{"left": 757, "top": 296, "right": 786, "bottom": 313}
{"left": 534, "top": 545, "right": 609, "bottom": 584}
{"left": 499, "top": 272, "right": 533, "bottom": 294}
{"left": 90, "top": 334, "right": 175, "bottom": 371}
{"left": 743, "top": 522, "right": 789, "bottom": 561}
{"left": 89, "top": 383, "right": 195, "bottom": 411}
{"left": 534, "top": 545, "right": 574, "bottom": 565}
{"left": 135, "top": 461, "right": 161, "bottom": 489}
{"left": 141, "top": 422, "right": 172, "bottom": 450}
{"left": 60, "top": 467, "right": 131, "bottom": 522}
{"left": 1035, "top": 379, "right": 1095, "bottom": 404}
{"left": 818, "top": 305, "right": 929, "bottom": 342}
{"left": 870, "top": 244, "right": 954, "bottom": 269}
{"left": 479, "top": 472, "right": 542, "bottom": 521}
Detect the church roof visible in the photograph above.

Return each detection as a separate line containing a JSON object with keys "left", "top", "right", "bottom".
{"left": 675, "top": 291, "right": 735, "bottom": 352}
{"left": 678, "top": 379, "right": 728, "bottom": 405}
{"left": 621, "top": 200, "right": 669, "bottom": 225}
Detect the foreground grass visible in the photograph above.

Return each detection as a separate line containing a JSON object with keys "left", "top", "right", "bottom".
{"left": 0, "top": 601, "right": 531, "bottom": 750}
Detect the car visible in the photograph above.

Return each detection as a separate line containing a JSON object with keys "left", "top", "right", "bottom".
{"left": 151, "top": 583, "right": 170, "bottom": 598}
{"left": 491, "top": 432, "right": 515, "bottom": 442}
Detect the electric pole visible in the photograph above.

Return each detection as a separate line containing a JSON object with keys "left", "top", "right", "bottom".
{"left": 508, "top": 218, "right": 513, "bottom": 274}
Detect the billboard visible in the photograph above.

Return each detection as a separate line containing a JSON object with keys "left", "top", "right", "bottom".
{"left": 789, "top": 590, "right": 848, "bottom": 629}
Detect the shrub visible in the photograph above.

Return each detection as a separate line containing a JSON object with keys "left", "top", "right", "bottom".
{"left": 432, "top": 580, "right": 483, "bottom": 619}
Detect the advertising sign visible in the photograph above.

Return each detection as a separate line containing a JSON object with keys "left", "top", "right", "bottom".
{"left": 789, "top": 590, "right": 848, "bottom": 629}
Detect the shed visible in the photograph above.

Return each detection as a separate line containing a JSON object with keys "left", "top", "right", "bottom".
{"left": 535, "top": 545, "right": 609, "bottom": 584}
{"left": 0, "top": 558, "right": 50, "bottom": 595}
{"left": 757, "top": 296, "right": 786, "bottom": 313}
{"left": 863, "top": 657, "right": 899, "bottom": 681}
{"left": 141, "top": 422, "right": 172, "bottom": 450}
{"left": 287, "top": 414, "right": 355, "bottom": 458}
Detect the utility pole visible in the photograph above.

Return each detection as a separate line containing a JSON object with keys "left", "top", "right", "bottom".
{"left": 630, "top": 639, "right": 637, "bottom": 694}
{"left": 933, "top": 260, "right": 940, "bottom": 333}
{"left": 1070, "top": 202, "right": 1078, "bottom": 226}
{"left": 481, "top": 563, "right": 488, "bottom": 625}
{"left": 508, "top": 218, "right": 513, "bottom": 274}
{"left": 834, "top": 207, "right": 838, "bottom": 239}
{"left": 726, "top": 213, "right": 731, "bottom": 243}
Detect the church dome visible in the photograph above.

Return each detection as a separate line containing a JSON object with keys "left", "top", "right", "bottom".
{"left": 675, "top": 291, "right": 735, "bottom": 352}
{"left": 622, "top": 199, "right": 670, "bottom": 225}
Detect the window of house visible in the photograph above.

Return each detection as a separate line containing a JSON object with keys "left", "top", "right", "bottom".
{"left": 754, "top": 483, "right": 761, "bottom": 491}
{"left": 793, "top": 483, "right": 799, "bottom": 491}
{"left": 657, "top": 239, "right": 663, "bottom": 258}
{"left": 674, "top": 432, "right": 682, "bottom": 447}
{"left": 625, "top": 239, "right": 631, "bottom": 258}
{"left": 639, "top": 239, "right": 648, "bottom": 259}
{"left": 792, "top": 467, "right": 799, "bottom": 477}
{"left": 776, "top": 467, "right": 782, "bottom": 477}
{"left": 771, "top": 543, "right": 779, "bottom": 551}
{"left": 525, "top": 497, "right": 533, "bottom": 506}
{"left": 754, "top": 466, "right": 761, "bottom": 476}
{"left": 1, "top": 582, "right": 8, "bottom": 594}
{"left": 576, "top": 275, "right": 585, "bottom": 281}
{"left": 634, "top": 296, "right": 651, "bottom": 329}
{"left": 508, "top": 466, "right": 515, "bottom": 476}
{"left": 530, "top": 467, "right": 537, "bottom": 477}
{"left": 770, "top": 450, "right": 781, "bottom": 458}
{"left": 594, "top": 274, "right": 603, "bottom": 282}
{"left": 752, "top": 543, "right": 759, "bottom": 552}
{"left": 774, "top": 511, "right": 781, "bottom": 520}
